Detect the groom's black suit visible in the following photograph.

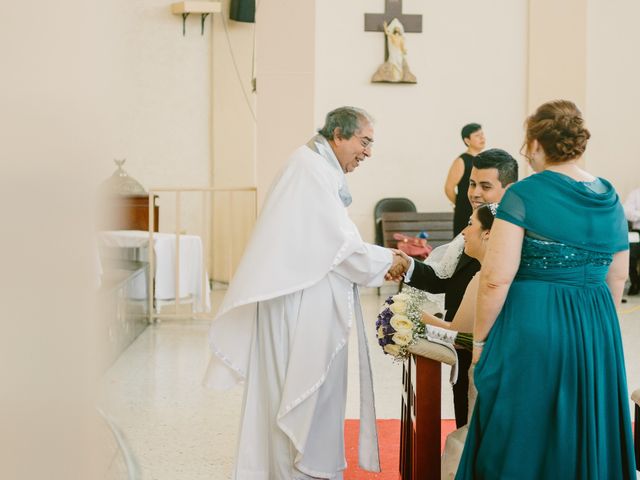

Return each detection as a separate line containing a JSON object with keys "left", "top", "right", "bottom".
{"left": 405, "top": 252, "right": 480, "bottom": 428}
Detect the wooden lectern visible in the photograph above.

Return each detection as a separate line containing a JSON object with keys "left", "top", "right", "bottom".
{"left": 400, "top": 354, "right": 442, "bottom": 480}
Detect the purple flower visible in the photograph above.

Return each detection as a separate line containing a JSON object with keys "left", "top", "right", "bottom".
{"left": 377, "top": 305, "right": 395, "bottom": 331}
{"left": 379, "top": 308, "right": 393, "bottom": 324}
{"left": 377, "top": 297, "right": 410, "bottom": 356}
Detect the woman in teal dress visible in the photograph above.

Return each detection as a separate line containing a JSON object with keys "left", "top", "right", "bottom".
{"left": 456, "top": 100, "right": 636, "bottom": 478}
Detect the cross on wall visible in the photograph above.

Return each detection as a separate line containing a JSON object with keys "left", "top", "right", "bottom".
{"left": 364, "top": 0, "right": 423, "bottom": 33}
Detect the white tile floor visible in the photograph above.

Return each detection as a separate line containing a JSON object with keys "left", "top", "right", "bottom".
{"left": 99, "top": 289, "right": 640, "bottom": 480}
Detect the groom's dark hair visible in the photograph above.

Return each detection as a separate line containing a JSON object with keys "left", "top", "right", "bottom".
{"left": 473, "top": 148, "right": 518, "bottom": 187}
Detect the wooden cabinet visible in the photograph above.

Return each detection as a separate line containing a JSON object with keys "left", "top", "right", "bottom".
{"left": 108, "top": 195, "right": 159, "bottom": 232}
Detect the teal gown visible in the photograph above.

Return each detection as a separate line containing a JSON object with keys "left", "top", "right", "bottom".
{"left": 456, "top": 170, "right": 636, "bottom": 479}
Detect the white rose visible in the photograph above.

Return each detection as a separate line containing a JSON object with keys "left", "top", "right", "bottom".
{"left": 377, "top": 326, "right": 386, "bottom": 339}
{"left": 384, "top": 344, "right": 401, "bottom": 356}
{"left": 394, "top": 327, "right": 413, "bottom": 337}
{"left": 392, "top": 293, "right": 409, "bottom": 302}
{"left": 392, "top": 331, "right": 413, "bottom": 346}
{"left": 390, "top": 301, "right": 407, "bottom": 315}
{"left": 390, "top": 315, "right": 413, "bottom": 332}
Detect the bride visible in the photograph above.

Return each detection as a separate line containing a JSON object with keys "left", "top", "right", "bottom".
{"left": 398, "top": 202, "right": 497, "bottom": 478}
{"left": 420, "top": 203, "right": 496, "bottom": 334}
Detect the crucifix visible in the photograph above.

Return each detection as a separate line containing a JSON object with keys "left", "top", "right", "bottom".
{"left": 364, "top": 0, "right": 422, "bottom": 33}
{"left": 366, "top": 0, "right": 421, "bottom": 83}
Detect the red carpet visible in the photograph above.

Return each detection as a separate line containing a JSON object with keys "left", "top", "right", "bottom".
{"left": 345, "top": 420, "right": 637, "bottom": 478}
{"left": 344, "top": 419, "right": 457, "bottom": 479}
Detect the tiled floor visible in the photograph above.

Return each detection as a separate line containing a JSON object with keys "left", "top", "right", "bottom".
{"left": 99, "top": 288, "right": 640, "bottom": 480}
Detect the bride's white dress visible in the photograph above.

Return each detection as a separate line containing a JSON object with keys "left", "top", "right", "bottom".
{"left": 441, "top": 365, "right": 477, "bottom": 479}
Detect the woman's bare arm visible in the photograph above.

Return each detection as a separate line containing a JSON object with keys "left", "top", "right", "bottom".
{"left": 420, "top": 274, "right": 480, "bottom": 333}
{"left": 606, "top": 249, "right": 629, "bottom": 308}
{"left": 473, "top": 220, "right": 523, "bottom": 361}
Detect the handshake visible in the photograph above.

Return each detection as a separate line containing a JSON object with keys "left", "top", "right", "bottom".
{"left": 386, "top": 249, "right": 411, "bottom": 282}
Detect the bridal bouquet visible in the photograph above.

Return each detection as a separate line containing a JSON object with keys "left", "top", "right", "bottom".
{"left": 376, "top": 286, "right": 473, "bottom": 361}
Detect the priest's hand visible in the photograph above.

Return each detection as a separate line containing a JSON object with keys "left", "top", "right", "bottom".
{"left": 386, "top": 249, "right": 409, "bottom": 281}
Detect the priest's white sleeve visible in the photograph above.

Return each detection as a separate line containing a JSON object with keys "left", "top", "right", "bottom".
{"left": 331, "top": 243, "right": 392, "bottom": 287}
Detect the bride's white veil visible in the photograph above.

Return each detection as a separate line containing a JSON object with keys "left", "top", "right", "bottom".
{"left": 413, "top": 233, "right": 465, "bottom": 312}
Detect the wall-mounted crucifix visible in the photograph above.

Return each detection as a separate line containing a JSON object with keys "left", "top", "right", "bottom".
{"left": 365, "top": 0, "right": 422, "bottom": 34}
{"left": 366, "top": 0, "right": 421, "bottom": 83}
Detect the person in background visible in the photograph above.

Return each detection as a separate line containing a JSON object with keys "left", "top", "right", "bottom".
{"left": 445, "top": 123, "right": 486, "bottom": 236}
{"left": 623, "top": 186, "right": 640, "bottom": 295}
{"left": 456, "top": 100, "right": 635, "bottom": 479}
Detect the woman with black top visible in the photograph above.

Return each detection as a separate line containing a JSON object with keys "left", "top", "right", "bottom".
{"left": 445, "top": 123, "right": 486, "bottom": 235}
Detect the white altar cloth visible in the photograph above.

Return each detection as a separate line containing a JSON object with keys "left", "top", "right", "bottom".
{"left": 99, "top": 230, "right": 211, "bottom": 312}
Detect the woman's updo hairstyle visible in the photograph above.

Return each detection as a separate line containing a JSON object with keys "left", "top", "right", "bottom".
{"left": 525, "top": 100, "right": 591, "bottom": 163}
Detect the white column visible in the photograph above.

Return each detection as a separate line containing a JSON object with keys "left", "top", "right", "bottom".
{"left": 255, "top": 0, "right": 317, "bottom": 208}
{"left": 527, "top": 0, "right": 587, "bottom": 112}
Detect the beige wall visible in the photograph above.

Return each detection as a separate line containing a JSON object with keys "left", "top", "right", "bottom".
{"left": 211, "top": 1, "right": 258, "bottom": 281}
{"left": 211, "top": 0, "right": 256, "bottom": 189}
{"left": 16, "top": 0, "right": 636, "bottom": 285}
{"left": 96, "top": 0, "right": 638, "bottom": 272}
{"left": 528, "top": 0, "right": 587, "bottom": 112}
{"left": 525, "top": 0, "right": 639, "bottom": 199}
{"left": 2, "top": 3, "right": 112, "bottom": 477}
{"left": 210, "top": 0, "right": 317, "bottom": 281}
{"left": 147, "top": 0, "right": 640, "bottom": 282}
{"left": 98, "top": 0, "right": 212, "bottom": 238}
{"left": 525, "top": 0, "right": 587, "bottom": 175}
{"left": 586, "top": 0, "right": 640, "bottom": 200}
{"left": 315, "top": 0, "right": 528, "bottom": 241}
{"left": 209, "top": 0, "right": 317, "bottom": 281}
{"left": 255, "top": 0, "right": 317, "bottom": 206}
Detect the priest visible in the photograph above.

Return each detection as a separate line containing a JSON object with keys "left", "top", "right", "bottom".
{"left": 204, "top": 106, "right": 408, "bottom": 479}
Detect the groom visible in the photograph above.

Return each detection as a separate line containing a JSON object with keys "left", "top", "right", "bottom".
{"left": 398, "top": 148, "right": 518, "bottom": 428}
{"left": 204, "top": 106, "right": 408, "bottom": 479}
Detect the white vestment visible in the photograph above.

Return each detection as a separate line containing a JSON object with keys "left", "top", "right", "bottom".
{"left": 204, "top": 136, "right": 392, "bottom": 479}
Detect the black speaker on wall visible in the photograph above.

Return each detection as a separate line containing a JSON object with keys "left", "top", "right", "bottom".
{"left": 229, "top": 0, "right": 255, "bottom": 23}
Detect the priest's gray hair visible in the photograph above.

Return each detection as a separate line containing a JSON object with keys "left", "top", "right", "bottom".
{"left": 318, "top": 106, "right": 374, "bottom": 140}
